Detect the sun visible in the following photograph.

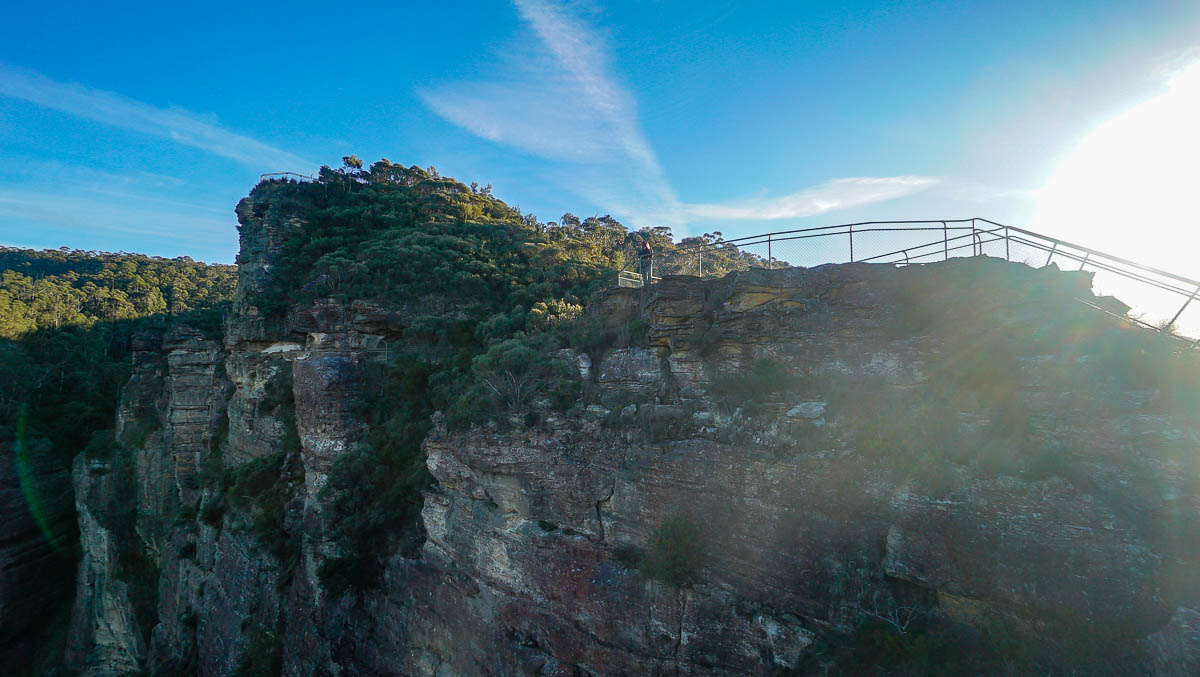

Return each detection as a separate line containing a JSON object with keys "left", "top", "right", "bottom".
{"left": 1032, "top": 57, "right": 1200, "bottom": 330}
{"left": 1033, "top": 58, "right": 1200, "bottom": 269}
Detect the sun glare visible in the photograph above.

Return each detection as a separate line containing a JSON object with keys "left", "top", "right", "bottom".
{"left": 1033, "top": 58, "right": 1200, "bottom": 330}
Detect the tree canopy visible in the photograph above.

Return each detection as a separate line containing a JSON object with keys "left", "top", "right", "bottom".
{"left": 0, "top": 247, "right": 235, "bottom": 339}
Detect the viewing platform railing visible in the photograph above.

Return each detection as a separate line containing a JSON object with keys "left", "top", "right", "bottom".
{"left": 623, "top": 218, "right": 1200, "bottom": 346}
{"left": 258, "top": 171, "right": 316, "bottom": 184}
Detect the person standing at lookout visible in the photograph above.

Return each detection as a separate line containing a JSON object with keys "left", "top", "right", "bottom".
{"left": 638, "top": 237, "right": 654, "bottom": 286}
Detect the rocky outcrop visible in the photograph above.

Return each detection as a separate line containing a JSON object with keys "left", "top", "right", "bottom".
{"left": 66, "top": 452, "right": 146, "bottom": 674}
{"left": 62, "top": 189, "right": 1200, "bottom": 675}
{"left": 66, "top": 326, "right": 231, "bottom": 675}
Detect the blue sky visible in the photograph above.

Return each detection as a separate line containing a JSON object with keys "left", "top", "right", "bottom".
{"left": 1, "top": 0, "right": 1199, "bottom": 264}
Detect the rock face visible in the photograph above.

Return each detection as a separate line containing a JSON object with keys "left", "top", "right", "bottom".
{"left": 61, "top": 189, "right": 1200, "bottom": 675}
{"left": 65, "top": 326, "right": 232, "bottom": 675}
{"left": 402, "top": 264, "right": 1200, "bottom": 674}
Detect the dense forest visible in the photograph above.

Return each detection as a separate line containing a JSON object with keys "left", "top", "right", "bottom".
{"left": 0, "top": 248, "right": 236, "bottom": 461}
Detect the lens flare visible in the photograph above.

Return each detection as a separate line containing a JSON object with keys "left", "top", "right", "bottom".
{"left": 1033, "top": 58, "right": 1200, "bottom": 333}
{"left": 14, "top": 403, "right": 64, "bottom": 553}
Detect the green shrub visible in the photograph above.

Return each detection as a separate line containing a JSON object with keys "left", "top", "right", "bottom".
{"left": 615, "top": 317, "right": 650, "bottom": 348}
{"left": 635, "top": 406, "right": 694, "bottom": 442}
{"left": 179, "top": 608, "right": 198, "bottom": 630}
{"left": 176, "top": 504, "right": 197, "bottom": 524}
{"left": 613, "top": 544, "right": 642, "bottom": 569}
{"left": 82, "top": 429, "right": 118, "bottom": 459}
{"left": 178, "top": 542, "right": 196, "bottom": 560}
{"left": 454, "top": 337, "right": 579, "bottom": 422}
{"left": 527, "top": 299, "right": 583, "bottom": 330}
{"left": 318, "top": 361, "right": 435, "bottom": 595}
{"left": 566, "top": 314, "right": 650, "bottom": 358}
{"left": 795, "top": 617, "right": 1014, "bottom": 676}
{"left": 794, "top": 613, "right": 1146, "bottom": 676}
{"left": 114, "top": 539, "right": 160, "bottom": 648}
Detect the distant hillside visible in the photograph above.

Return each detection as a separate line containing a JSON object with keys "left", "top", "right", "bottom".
{"left": 0, "top": 247, "right": 235, "bottom": 338}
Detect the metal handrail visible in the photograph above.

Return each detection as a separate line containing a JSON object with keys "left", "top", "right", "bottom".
{"left": 977, "top": 218, "right": 1200, "bottom": 289}
{"left": 625, "top": 218, "right": 1200, "bottom": 344}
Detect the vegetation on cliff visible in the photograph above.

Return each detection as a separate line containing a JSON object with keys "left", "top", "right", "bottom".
{"left": 17, "top": 160, "right": 1199, "bottom": 674}
{"left": 250, "top": 160, "right": 769, "bottom": 318}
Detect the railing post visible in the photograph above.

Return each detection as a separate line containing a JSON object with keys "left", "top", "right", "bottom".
{"left": 1045, "top": 242, "right": 1058, "bottom": 267}
{"left": 1079, "top": 253, "right": 1090, "bottom": 270}
{"left": 1005, "top": 227, "right": 1010, "bottom": 261}
{"left": 849, "top": 225, "right": 855, "bottom": 262}
{"left": 1163, "top": 285, "right": 1199, "bottom": 333}
{"left": 768, "top": 233, "right": 773, "bottom": 267}
{"left": 943, "top": 221, "right": 948, "bottom": 260}
{"left": 698, "top": 247, "right": 703, "bottom": 278}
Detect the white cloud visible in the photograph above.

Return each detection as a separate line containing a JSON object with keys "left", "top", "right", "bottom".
{"left": 419, "top": 0, "right": 679, "bottom": 215}
{"left": 686, "top": 176, "right": 939, "bottom": 220}
{"left": 0, "top": 63, "right": 311, "bottom": 170}
{"left": 420, "top": 1, "right": 934, "bottom": 229}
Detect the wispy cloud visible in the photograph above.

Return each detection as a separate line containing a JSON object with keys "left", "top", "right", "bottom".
{"left": 0, "top": 190, "right": 225, "bottom": 241}
{"left": 0, "top": 63, "right": 311, "bottom": 170}
{"left": 0, "top": 156, "right": 239, "bottom": 261}
{"left": 686, "top": 176, "right": 939, "bottom": 220}
{"left": 420, "top": 0, "right": 679, "bottom": 218}
{"left": 420, "top": 0, "right": 935, "bottom": 228}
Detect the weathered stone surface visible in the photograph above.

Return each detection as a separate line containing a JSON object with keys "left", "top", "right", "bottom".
{"left": 785, "top": 401, "right": 825, "bottom": 419}
{"left": 1147, "top": 606, "right": 1200, "bottom": 676}
{"left": 394, "top": 261, "right": 1200, "bottom": 674}
{"left": 596, "top": 347, "right": 666, "bottom": 395}
{"left": 65, "top": 454, "right": 146, "bottom": 675}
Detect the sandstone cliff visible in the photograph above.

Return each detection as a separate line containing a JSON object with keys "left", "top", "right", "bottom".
{"left": 61, "top": 186, "right": 1200, "bottom": 675}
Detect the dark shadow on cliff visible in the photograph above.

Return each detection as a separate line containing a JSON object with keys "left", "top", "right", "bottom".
{"left": 0, "top": 307, "right": 226, "bottom": 676}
